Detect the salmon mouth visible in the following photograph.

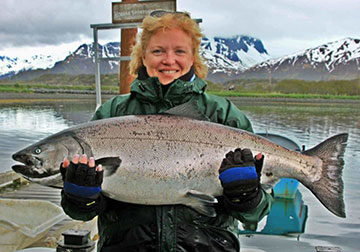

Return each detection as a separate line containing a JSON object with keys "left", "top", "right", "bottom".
{"left": 11, "top": 154, "right": 52, "bottom": 178}
{"left": 12, "top": 164, "right": 30, "bottom": 175}
{"left": 12, "top": 153, "right": 42, "bottom": 168}
{"left": 11, "top": 163, "right": 55, "bottom": 179}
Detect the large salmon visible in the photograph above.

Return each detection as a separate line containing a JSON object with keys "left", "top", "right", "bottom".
{"left": 12, "top": 114, "right": 348, "bottom": 217}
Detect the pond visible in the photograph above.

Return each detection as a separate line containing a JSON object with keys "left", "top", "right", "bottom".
{"left": 0, "top": 97, "right": 359, "bottom": 252}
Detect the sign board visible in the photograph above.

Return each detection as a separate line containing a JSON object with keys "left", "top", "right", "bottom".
{"left": 112, "top": 0, "right": 176, "bottom": 23}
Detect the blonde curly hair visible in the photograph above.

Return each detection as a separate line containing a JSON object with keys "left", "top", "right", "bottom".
{"left": 129, "top": 12, "right": 208, "bottom": 79}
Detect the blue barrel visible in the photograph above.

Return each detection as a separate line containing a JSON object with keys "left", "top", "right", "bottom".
{"left": 256, "top": 133, "right": 302, "bottom": 199}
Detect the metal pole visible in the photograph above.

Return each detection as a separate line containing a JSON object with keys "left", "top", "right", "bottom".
{"left": 93, "top": 27, "right": 102, "bottom": 110}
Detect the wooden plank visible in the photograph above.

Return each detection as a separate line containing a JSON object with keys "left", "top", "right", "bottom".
{"left": 0, "top": 171, "right": 20, "bottom": 187}
{"left": 0, "top": 182, "right": 99, "bottom": 249}
{"left": 0, "top": 182, "right": 61, "bottom": 205}
{"left": 315, "top": 246, "right": 342, "bottom": 252}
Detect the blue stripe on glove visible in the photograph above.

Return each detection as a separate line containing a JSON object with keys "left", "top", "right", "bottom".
{"left": 64, "top": 181, "right": 101, "bottom": 198}
{"left": 219, "top": 166, "right": 258, "bottom": 184}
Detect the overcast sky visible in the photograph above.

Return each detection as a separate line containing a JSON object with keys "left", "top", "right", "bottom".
{"left": 1, "top": 0, "right": 359, "bottom": 58}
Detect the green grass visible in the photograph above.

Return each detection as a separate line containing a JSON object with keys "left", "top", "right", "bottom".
{"left": 221, "top": 78, "right": 360, "bottom": 98}
{"left": 0, "top": 74, "right": 119, "bottom": 93}
{"left": 207, "top": 90, "right": 360, "bottom": 100}
{"left": 0, "top": 84, "right": 32, "bottom": 93}
{"left": 1, "top": 74, "right": 360, "bottom": 100}
{"left": 0, "top": 83, "right": 118, "bottom": 93}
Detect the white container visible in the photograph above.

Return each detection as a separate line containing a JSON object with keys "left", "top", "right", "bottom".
{"left": 0, "top": 198, "right": 65, "bottom": 252}
{"left": 17, "top": 248, "right": 55, "bottom": 252}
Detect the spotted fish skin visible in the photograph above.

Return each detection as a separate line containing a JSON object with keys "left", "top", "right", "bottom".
{"left": 12, "top": 115, "right": 348, "bottom": 217}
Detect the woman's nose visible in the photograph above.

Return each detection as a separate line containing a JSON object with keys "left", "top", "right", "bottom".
{"left": 162, "top": 52, "right": 176, "bottom": 65}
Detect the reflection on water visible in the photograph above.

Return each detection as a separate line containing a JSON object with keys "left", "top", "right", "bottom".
{"left": 0, "top": 98, "right": 359, "bottom": 251}
{"left": 1, "top": 107, "right": 68, "bottom": 134}
{"left": 0, "top": 101, "right": 95, "bottom": 174}
{"left": 0, "top": 107, "right": 68, "bottom": 172}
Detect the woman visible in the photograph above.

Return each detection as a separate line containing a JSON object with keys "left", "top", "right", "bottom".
{"left": 60, "top": 11, "right": 273, "bottom": 252}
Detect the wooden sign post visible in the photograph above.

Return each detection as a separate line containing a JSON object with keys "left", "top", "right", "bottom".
{"left": 117, "top": 0, "right": 138, "bottom": 95}
{"left": 112, "top": 0, "right": 177, "bottom": 94}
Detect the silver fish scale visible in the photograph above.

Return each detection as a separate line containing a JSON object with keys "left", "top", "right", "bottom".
{"left": 12, "top": 114, "right": 348, "bottom": 217}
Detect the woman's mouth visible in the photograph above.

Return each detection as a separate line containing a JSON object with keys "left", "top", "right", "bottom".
{"left": 160, "top": 70, "right": 178, "bottom": 74}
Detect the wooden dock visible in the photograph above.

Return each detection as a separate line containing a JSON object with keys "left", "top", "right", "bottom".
{"left": 1, "top": 181, "right": 62, "bottom": 205}
{"left": 0, "top": 172, "right": 343, "bottom": 252}
{"left": 0, "top": 172, "right": 97, "bottom": 250}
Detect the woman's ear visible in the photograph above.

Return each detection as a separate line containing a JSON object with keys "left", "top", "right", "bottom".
{"left": 142, "top": 54, "right": 146, "bottom": 64}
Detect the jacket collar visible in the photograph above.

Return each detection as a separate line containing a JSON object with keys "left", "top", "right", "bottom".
{"left": 130, "top": 67, "right": 206, "bottom": 104}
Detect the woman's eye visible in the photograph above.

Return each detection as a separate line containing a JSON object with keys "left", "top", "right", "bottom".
{"left": 152, "top": 49, "right": 162, "bottom": 55}
{"left": 176, "top": 49, "right": 186, "bottom": 54}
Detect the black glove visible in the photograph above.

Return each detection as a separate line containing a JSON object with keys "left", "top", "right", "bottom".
{"left": 218, "top": 148, "right": 264, "bottom": 212}
{"left": 60, "top": 155, "right": 105, "bottom": 213}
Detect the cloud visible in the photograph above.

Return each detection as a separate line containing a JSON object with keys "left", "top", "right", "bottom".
{"left": 1, "top": 0, "right": 359, "bottom": 57}
{"left": 179, "top": 0, "right": 360, "bottom": 56}
{"left": 0, "top": 0, "right": 114, "bottom": 48}
{"left": 180, "top": 0, "right": 359, "bottom": 40}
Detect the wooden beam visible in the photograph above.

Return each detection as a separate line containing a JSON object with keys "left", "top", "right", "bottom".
{"left": 315, "top": 246, "right": 342, "bottom": 252}
{"left": 119, "top": 0, "right": 138, "bottom": 94}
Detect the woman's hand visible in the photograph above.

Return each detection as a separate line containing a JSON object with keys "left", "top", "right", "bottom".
{"left": 60, "top": 154, "right": 103, "bottom": 199}
{"left": 218, "top": 148, "right": 264, "bottom": 212}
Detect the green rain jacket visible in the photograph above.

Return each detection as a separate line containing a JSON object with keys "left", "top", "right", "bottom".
{"left": 61, "top": 75, "right": 273, "bottom": 252}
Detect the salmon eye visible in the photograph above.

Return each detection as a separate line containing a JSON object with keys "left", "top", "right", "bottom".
{"left": 34, "top": 148, "right": 42, "bottom": 154}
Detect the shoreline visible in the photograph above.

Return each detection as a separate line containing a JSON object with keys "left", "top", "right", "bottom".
{"left": 0, "top": 92, "right": 114, "bottom": 104}
{"left": 1, "top": 92, "right": 359, "bottom": 105}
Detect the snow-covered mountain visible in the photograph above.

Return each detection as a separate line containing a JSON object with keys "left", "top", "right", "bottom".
{"left": 2, "top": 36, "right": 358, "bottom": 82}
{"left": 49, "top": 42, "right": 120, "bottom": 75}
{"left": 0, "top": 42, "right": 121, "bottom": 80}
{"left": 0, "top": 54, "right": 62, "bottom": 79}
{"left": 200, "top": 35, "right": 270, "bottom": 82}
{"left": 240, "top": 37, "right": 360, "bottom": 81}
{"left": 0, "top": 35, "right": 269, "bottom": 82}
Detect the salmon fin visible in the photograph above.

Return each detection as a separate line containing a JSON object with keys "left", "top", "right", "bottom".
{"left": 163, "top": 101, "right": 209, "bottom": 121}
{"left": 73, "top": 135, "right": 93, "bottom": 156}
{"left": 185, "top": 190, "right": 218, "bottom": 217}
{"left": 303, "top": 133, "right": 348, "bottom": 218}
{"left": 95, "top": 157, "right": 121, "bottom": 177}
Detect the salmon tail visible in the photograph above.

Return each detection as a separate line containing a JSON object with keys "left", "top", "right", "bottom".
{"left": 303, "top": 133, "right": 348, "bottom": 218}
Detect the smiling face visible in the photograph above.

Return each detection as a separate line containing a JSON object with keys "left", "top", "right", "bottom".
{"left": 142, "top": 28, "right": 195, "bottom": 85}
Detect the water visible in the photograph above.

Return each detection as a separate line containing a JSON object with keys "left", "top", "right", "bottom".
{"left": 232, "top": 98, "right": 360, "bottom": 252}
{"left": 0, "top": 98, "right": 359, "bottom": 251}
{"left": 0, "top": 101, "right": 96, "bottom": 173}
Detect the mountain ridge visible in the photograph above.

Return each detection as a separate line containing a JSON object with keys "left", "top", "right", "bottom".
{"left": 1, "top": 36, "right": 359, "bottom": 83}
{"left": 0, "top": 35, "right": 269, "bottom": 82}
{"left": 239, "top": 37, "right": 360, "bottom": 81}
